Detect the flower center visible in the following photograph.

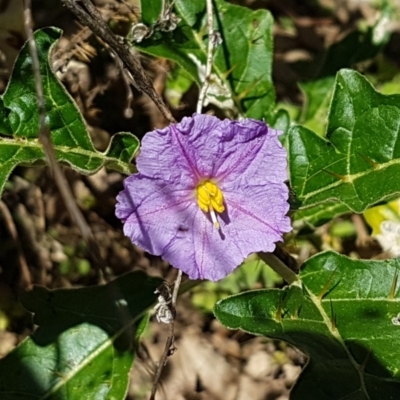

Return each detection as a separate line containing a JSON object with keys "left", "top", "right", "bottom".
{"left": 196, "top": 180, "right": 225, "bottom": 229}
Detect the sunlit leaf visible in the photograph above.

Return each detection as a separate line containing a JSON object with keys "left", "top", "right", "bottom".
{"left": 136, "top": 0, "right": 275, "bottom": 119}
{"left": 0, "top": 27, "right": 139, "bottom": 198}
{"left": 289, "top": 70, "right": 400, "bottom": 219}
{"left": 215, "top": 252, "right": 400, "bottom": 399}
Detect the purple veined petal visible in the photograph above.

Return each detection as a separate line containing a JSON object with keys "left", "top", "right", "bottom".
{"left": 136, "top": 115, "right": 285, "bottom": 187}
{"left": 224, "top": 182, "right": 292, "bottom": 239}
{"left": 160, "top": 197, "right": 290, "bottom": 281}
{"left": 160, "top": 183, "right": 290, "bottom": 281}
{"left": 172, "top": 114, "right": 225, "bottom": 178}
{"left": 116, "top": 114, "right": 292, "bottom": 282}
{"left": 161, "top": 208, "right": 246, "bottom": 281}
{"left": 116, "top": 174, "right": 197, "bottom": 256}
{"left": 135, "top": 129, "right": 196, "bottom": 188}
{"left": 136, "top": 114, "right": 225, "bottom": 184}
{"left": 169, "top": 115, "right": 283, "bottom": 182}
{"left": 214, "top": 121, "right": 287, "bottom": 187}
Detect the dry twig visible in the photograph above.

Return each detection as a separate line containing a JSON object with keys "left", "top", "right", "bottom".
{"left": 61, "top": 0, "right": 175, "bottom": 123}
{"left": 23, "top": 0, "right": 110, "bottom": 282}
{"left": 52, "top": 26, "right": 93, "bottom": 71}
{"left": 150, "top": 270, "right": 182, "bottom": 400}
{"left": 196, "top": 0, "right": 216, "bottom": 114}
{"left": 23, "top": 0, "right": 138, "bottom": 350}
{"left": 0, "top": 200, "right": 32, "bottom": 290}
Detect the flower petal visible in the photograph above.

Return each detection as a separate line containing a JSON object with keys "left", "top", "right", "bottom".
{"left": 160, "top": 188, "right": 290, "bottom": 282}
{"left": 138, "top": 115, "right": 286, "bottom": 188}
{"left": 160, "top": 183, "right": 290, "bottom": 281}
{"left": 224, "top": 182, "right": 292, "bottom": 241}
{"left": 161, "top": 209, "right": 244, "bottom": 281}
{"left": 116, "top": 174, "right": 196, "bottom": 256}
{"left": 215, "top": 120, "right": 287, "bottom": 187}
{"left": 136, "top": 114, "right": 225, "bottom": 184}
{"left": 116, "top": 114, "right": 292, "bottom": 282}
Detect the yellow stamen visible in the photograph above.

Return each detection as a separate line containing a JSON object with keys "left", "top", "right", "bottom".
{"left": 196, "top": 180, "right": 225, "bottom": 228}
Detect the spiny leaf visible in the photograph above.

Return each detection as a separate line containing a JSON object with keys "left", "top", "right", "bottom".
{"left": 214, "top": 252, "right": 400, "bottom": 400}
{"left": 289, "top": 69, "right": 400, "bottom": 218}
{"left": 0, "top": 27, "right": 138, "bottom": 198}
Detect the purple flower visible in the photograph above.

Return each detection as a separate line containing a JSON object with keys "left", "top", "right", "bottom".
{"left": 116, "top": 114, "right": 291, "bottom": 281}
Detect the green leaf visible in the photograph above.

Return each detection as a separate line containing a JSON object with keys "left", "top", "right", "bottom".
{"left": 175, "top": 0, "right": 205, "bottom": 27}
{"left": 165, "top": 64, "right": 194, "bottom": 107}
{"left": 0, "top": 271, "right": 162, "bottom": 399}
{"left": 0, "top": 27, "right": 138, "bottom": 197}
{"left": 289, "top": 69, "right": 400, "bottom": 217}
{"left": 214, "top": 252, "right": 400, "bottom": 400}
{"left": 298, "top": 76, "right": 335, "bottom": 136}
{"left": 137, "top": 0, "right": 275, "bottom": 119}
{"left": 293, "top": 202, "right": 351, "bottom": 228}
{"left": 0, "top": 98, "right": 12, "bottom": 135}
{"left": 140, "top": 0, "right": 163, "bottom": 26}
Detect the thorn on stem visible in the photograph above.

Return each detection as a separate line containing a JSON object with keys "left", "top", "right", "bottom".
{"left": 275, "top": 291, "right": 287, "bottom": 322}
{"left": 317, "top": 268, "right": 338, "bottom": 301}
{"left": 329, "top": 299, "right": 336, "bottom": 331}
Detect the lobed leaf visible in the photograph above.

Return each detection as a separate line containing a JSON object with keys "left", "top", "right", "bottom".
{"left": 0, "top": 27, "right": 138, "bottom": 197}
{"left": 0, "top": 271, "right": 162, "bottom": 399}
{"left": 214, "top": 252, "right": 400, "bottom": 400}
{"left": 289, "top": 69, "right": 400, "bottom": 219}
{"left": 137, "top": 0, "right": 275, "bottom": 119}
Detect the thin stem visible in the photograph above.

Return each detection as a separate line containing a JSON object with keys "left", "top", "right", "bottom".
{"left": 196, "top": 0, "right": 215, "bottom": 114}
{"left": 0, "top": 200, "right": 32, "bottom": 290}
{"left": 178, "top": 277, "right": 202, "bottom": 295}
{"left": 172, "top": 269, "right": 182, "bottom": 306}
{"left": 149, "top": 270, "right": 182, "bottom": 400}
{"left": 258, "top": 252, "right": 299, "bottom": 284}
{"left": 23, "top": 0, "right": 109, "bottom": 282}
{"left": 273, "top": 245, "right": 299, "bottom": 274}
{"left": 149, "top": 321, "right": 174, "bottom": 400}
